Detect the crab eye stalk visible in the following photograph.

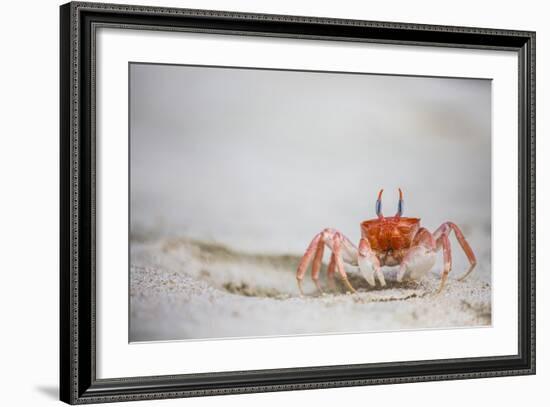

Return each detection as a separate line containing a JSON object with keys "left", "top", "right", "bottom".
{"left": 395, "top": 188, "right": 404, "bottom": 217}
{"left": 376, "top": 189, "right": 384, "bottom": 219}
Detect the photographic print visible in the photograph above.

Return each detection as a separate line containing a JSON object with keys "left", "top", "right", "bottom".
{"left": 129, "top": 62, "right": 492, "bottom": 342}
{"left": 60, "top": 5, "right": 535, "bottom": 402}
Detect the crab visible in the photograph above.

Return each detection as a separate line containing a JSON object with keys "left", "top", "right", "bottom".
{"left": 296, "top": 189, "right": 477, "bottom": 295}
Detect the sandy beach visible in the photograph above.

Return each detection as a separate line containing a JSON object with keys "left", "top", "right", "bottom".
{"left": 130, "top": 235, "right": 491, "bottom": 342}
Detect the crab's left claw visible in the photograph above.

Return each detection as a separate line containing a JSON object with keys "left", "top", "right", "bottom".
{"left": 358, "top": 238, "right": 385, "bottom": 287}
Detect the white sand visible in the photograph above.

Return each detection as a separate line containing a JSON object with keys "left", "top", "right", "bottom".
{"left": 130, "top": 237, "right": 491, "bottom": 342}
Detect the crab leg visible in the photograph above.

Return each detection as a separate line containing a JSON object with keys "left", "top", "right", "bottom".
{"left": 412, "top": 227, "right": 437, "bottom": 249}
{"left": 327, "top": 253, "right": 337, "bottom": 291}
{"left": 311, "top": 240, "right": 325, "bottom": 294}
{"left": 333, "top": 233, "right": 357, "bottom": 293}
{"left": 296, "top": 233, "right": 322, "bottom": 295}
{"left": 296, "top": 228, "right": 359, "bottom": 295}
{"left": 436, "top": 232, "right": 452, "bottom": 293}
{"left": 434, "top": 222, "right": 477, "bottom": 283}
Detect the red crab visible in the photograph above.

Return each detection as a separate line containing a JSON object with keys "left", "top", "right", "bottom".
{"left": 296, "top": 189, "right": 477, "bottom": 295}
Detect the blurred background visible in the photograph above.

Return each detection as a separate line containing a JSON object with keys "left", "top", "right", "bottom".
{"left": 130, "top": 63, "right": 491, "bottom": 255}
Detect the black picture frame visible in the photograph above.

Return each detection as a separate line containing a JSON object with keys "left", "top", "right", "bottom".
{"left": 60, "top": 1, "right": 536, "bottom": 404}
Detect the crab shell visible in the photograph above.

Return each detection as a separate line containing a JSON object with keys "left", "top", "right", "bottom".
{"left": 361, "top": 217, "right": 421, "bottom": 266}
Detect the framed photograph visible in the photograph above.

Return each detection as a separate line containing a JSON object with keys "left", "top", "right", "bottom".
{"left": 60, "top": 1, "right": 535, "bottom": 404}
